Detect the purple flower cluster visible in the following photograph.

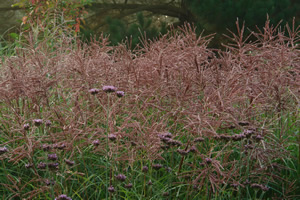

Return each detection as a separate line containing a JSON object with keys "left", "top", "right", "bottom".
{"left": 55, "top": 194, "right": 72, "bottom": 200}
{"left": 116, "top": 91, "right": 125, "bottom": 97}
{"left": 88, "top": 86, "right": 125, "bottom": 98}
{"left": 23, "top": 123, "right": 30, "bottom": 130}
{"left": 108, "top": 186, "right": 115, "bottom": 193}
{"left": 89, "top": 88, "right": 100, "bottom": 95}
{"left": 115, "top": 174, "right": 126, "bottom": 182}
{"left": 33, "top": 119, "right": 43, "bottom": 126}
{"left": 103, "top": 85, "right": 116, "bottom": 93}
{"left": 24, "top": 119, "right": 52, "bottom": 129}
{"left": 0, "top": 147, "right": 8, "bottom": 155}
{"left": 48, "top": 153, "right": 58, "bottom": 161}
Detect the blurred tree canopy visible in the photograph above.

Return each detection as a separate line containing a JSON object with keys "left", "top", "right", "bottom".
{"left": 11, "top": 0, "right": 300, "bottom": 47}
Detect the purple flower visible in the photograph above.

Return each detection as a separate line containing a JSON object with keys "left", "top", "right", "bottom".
{"left": 108, "top": 186, "right": 115, "bottom": 193}
{"left": 0, "top": 147, "right": 8, "bottom": 155}
{"left": 42, "top": 144, "right": 51, "bottom": 151}
{"left": 53, "top": 143, "right": 66, "bottom": 150}
{"left": 92, "top": 139, "right": 100, "bottom": 146}
{"left": 45, "top": 120, "right": 52, "bottom": 127}
{"left": 23, "top": 123, "right": 30, "bottom": 130}
{"left": 48, "top": 162, "right": 59, "bottom": 170}
{"left": 48, "top": 153, "right": 58, "bottom": 161}
{"left": 33, "top": 119, "right": 43, "bottom": 126}
{"left": 55, "top": 194, "right": 72, "bottom": 200}
{"left": 37, "top": 162, "right": 47, "bottom": 169}
{"left": 142, "top": 166, "right": 149, "bottom": 173}
{"left": 89, "top": 88, "right": 100, "bottom": 95}
{"left": 244, "top": 129, "right": 255, "bottom": 138}
{"left": 45, "top": 179, "right": 55, "bottom": 186}
{"left": 25, "top": 163, "right": 33, "bottom": 169}
{"left": 108, "top": 133, "right": 117, "bottom": 141}
{"left": 115, "top": 174, "right": 126, "bottom": 182}
{"left": 188, "top": 146, "right": 197, "bottom": 153}
{"left": 103, "top": 86, "right": 116, "bottom": 93}
{"left": 116, "top": 91, "right": 125, "bottom": 97}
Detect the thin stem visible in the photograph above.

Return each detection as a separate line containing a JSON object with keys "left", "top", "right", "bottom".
{"left": 106, "top": 94, "right": 110, "bottom": 200}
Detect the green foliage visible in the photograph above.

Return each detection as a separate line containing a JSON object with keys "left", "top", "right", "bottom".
{"left": 105, "top": 12, "right": 167, "bottom": 48}
{"left": 187, "top": 0, "right": 300, "bottom": 32}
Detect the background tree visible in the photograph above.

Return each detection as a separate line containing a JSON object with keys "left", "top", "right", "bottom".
{"left": 7, "top": 0, "right": 300, "bottom": 47}
{"left": 82, "top": 0, "right": 299, "bottom": 47}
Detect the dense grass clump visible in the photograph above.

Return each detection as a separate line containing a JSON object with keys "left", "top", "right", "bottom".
{"left": 0, "top": 20, "right": 299, "bottom": 199}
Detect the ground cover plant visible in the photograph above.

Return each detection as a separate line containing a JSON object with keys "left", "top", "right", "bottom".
{"left": 0, "top": 19, "right": 299, "bottom": 199}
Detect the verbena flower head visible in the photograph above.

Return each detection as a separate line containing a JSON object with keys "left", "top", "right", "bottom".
{"left": 188, "top": 146, "right": 197, "bottom": 153}
{"left": 115, "top": 174, "right": 126, "bottom": 182}
{"left": 244, "top": 129, "right": 255, "bottom": 138}
{"left": 33, "top": 119, "right": 43, "bottom": 126}
{"left": 53, "top": 143, "right": 66, "bottom": 150}
{"left": 48, "top": 162, "right": 59, "bottom": 170}
{"left": 108, "top": 133, "right": 117, "bottom": 141}
{"left": 37, "top": 162, "right": 46, "bottom": 169}
{"left": 116, "top": 91, "right": 125, "bottom": 97}
{"left": 45, "top": 120, "right": 52, "bottom": 127}
{"left": 142, "top": 166, "right": 149, "bottom": 173}
{"left": 108, "top": 186, "right": 115, "bottom": 193}
{"left": 42, "top": 144, "right": 51, "bottom": 151}
{"left": 25, "top": 163, "right": 33, "bottom": 169}
{"left": 92, "top": 139, "right": 100, "bottom": 146}
{"left": 0, "top": 146, "right": 8, "bottom": 154}
{"left": 55, "top": 194, "right": 72, "bottom": 200}
{"left": 103, "top": 85, "right": 116, "bottom": 93}
{"left": 89, "top": 88, "right": 100, "bottom": 95}
{"left": 124, "top": 183, "right": 133, "bottom": 189}
{"left": 23, "top": 123, "right": 30, "bottom": 130}
{"left": 44, "top": 179, "right": 55, "bottom": 186}
{"left": 48, "top": 153, "right": 58, "bottom": 161}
